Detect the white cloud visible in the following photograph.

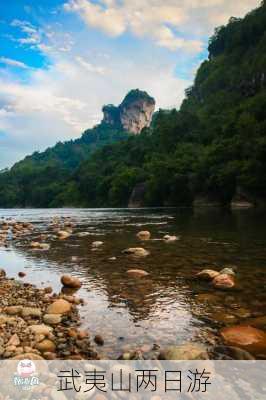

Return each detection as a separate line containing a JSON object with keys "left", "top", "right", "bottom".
{"left": 11, "top": 19, "right": 42, "bottom": 45}
{"left": 76, "top": 56, "right": 107, "bottom": 75}
{"left": 0, "top": 46, "right": 188, "bottom": 168}
{"left": 0, "top": 57, "right": 30, "bottom": 69}
{"left": 64, "top": 0, "right": 260, "bottom": 52}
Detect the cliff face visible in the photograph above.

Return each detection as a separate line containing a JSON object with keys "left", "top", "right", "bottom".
{"left": 102, "top": 89, "right": 155, "bottom": 134}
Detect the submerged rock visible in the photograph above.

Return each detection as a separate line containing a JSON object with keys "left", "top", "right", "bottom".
{"left": 220, "top": 325, "right": 266, "bottom": 355}
{"left": 122, "top": 247, "right": 150, "bottom": 257}
{"left": 160, "top": 343, "right": 207, "bottom": 360}
{"left": 61, "top": 275, "right": 82, "bottom": 289}
{"left": 126, "top": 269, "right": 149, "bottom": 278}
{"left": 196, "top": 269, "right": 220, "bottom": 281}
{"left": 212, "top": 274, "right": 235, "bottom": 289}
{"left": 136, "top": 231, "right": 151, "bottom": 240}
{"left": 164, "top": 235, "right": 179, "bottom": 242}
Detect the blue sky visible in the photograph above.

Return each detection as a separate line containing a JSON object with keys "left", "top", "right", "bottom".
{"left": 0, "top": 0, "right": 261, "bottom": 168}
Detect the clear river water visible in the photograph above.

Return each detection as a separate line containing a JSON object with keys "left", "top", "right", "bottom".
{"left": 0, "top": 207, "right": 265, "bottom": 359}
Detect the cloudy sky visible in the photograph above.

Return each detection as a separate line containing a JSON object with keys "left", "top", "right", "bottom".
{"left": 0, "top": 0, "right": 261, "bottom": 168}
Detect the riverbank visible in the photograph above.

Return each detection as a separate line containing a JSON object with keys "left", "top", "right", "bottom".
{"left": 0, "top": 270, "right": 99, "bottom": 360}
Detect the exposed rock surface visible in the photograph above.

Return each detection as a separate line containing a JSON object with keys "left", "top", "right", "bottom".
{"left": 128, "top": 182, "right": 147, "bottom": 208}
{"left": 102, "top": 89, "right": 155, "bottom": 134}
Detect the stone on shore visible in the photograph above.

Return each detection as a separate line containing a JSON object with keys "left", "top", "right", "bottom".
{"left": 122, "top": 247, "right": 150, "bottom": 257}
{"left": 12, "top": 353, "right": 44, "bottom": 360}
{"left": 126, "top": 269, "right": 149, "bottom": 278}
{"left": 21, "top": 307, "right": 42, "bottom": 318}
{"left": 29, "top": 324, "right": 53, "bottom": 336}
{"left": 35, "top": 339, "right": 56, "bottom": 353}
{"left": 196, "top": 269, "right": 220, "bottom": 281}
{"left": 43, "top": 314, "right": 62, "bottom": 325}
{"left": 212, "top": 274, "right": 235, "bottom": 289}
{"left": 0, "top": 269, "right": 6, "bottom": 278}
{"left": 61, "top": 275, "right": 82, "bottom": 289}
{"left": 46, "top": 299, "right": 72, "bottom": 314}
{"left": 136, "top": 231, "right": 151, "bottom": 240}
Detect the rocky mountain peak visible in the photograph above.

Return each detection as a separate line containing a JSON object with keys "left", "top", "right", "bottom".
{"left": 102, "top": 89, "right": 155, "bottom": 134}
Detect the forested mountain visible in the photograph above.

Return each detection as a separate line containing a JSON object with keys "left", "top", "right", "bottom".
{"left": 0, "top": 1, "right": 266, "bottom": 208}
{"left": 0, "top": 90, "right": 155, "bottom": 207}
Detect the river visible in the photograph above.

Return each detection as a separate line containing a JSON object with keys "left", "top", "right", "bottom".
{"left": 0, "top": 207, "right": 265, "bottom": 359}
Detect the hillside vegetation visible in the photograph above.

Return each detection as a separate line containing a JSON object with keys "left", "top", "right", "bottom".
{"left": 0, "top": 1, "right": 266, "bottom": 208}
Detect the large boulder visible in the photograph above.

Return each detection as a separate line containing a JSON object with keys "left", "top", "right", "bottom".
{"left": 220, "top": 325, "right": 266, "bottom": 355}
{"left": 61, "top": 275, "right": 82, "bottom": 289}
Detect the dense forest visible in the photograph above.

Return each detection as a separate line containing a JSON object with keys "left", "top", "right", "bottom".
{"left": 0, "top": 1, "right": 266, "bottom": 208}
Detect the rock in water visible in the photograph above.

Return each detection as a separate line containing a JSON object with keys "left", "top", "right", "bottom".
{"left": 57, "top": 230, "right": 71, "bottom": 240}
{"left": 61, "top": 275, "right": 82, "bottom": 289}
{"left": 136, "top": 231, "right": 151, "bottom": 240}
{"left": 92, "top": 241, "right": 103, "bottom": 248}
{"left": 164, "top": 235, "right": 179, "bottom": 242}
{"left": 126, "top": 269, "right": 149, "bottom": 278}
{"left": 46, "top": 299, "right": 72, "bottom": 314}
{"left": 220, "top": 325, "right": 266, "bottom": 355}
{"left": 212, "top": 274, "right": 235, "bottom": 289}
{"left": 122, "top": 247, "right": 150, "bottom": 257}
{"left": 159, "top": 343, "right": 207, "bottom": 360}
{"left": 219, "top": 267, "right": 236, "bottom": 276}
{"left": 196, "top": 269, "right": 220, "bottom": 281}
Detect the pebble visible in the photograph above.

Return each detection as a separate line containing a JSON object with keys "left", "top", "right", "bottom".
{"left": 94, "top": 335, "right": 104, "bottom": 346}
